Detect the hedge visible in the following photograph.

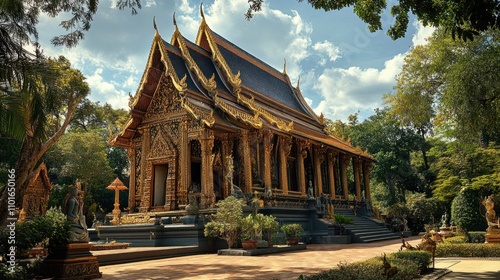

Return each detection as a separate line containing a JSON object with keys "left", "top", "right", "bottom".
{"left": 435, "top": 243, "right": 500, "bottom": 257}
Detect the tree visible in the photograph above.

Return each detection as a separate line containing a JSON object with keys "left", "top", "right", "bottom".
{"left": 0, "top": 56, "right": 89, "bottom": 224}
{"left": 388, "top": 28, "right": 500, "bottom": 146}
{"left": 69, "top": 100, "right": 130, "bottom": 181}
{"left": 1, "top": 0, "right": 140, "bottom": 137}
{"left": 346, "top": 108, "right": 425, "bottom": 204}
{"left": 245, "top": 0, "right": 500, "bottom": 40}
{"left": 431, "top": 142, "right": 500, "bottom": 207}
{"left": 0, "top": 1, "right": 140, "bottom": 224}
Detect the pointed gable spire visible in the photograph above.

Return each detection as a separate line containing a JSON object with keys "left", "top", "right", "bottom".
{"left": 153, "top": 16, "right": 159, "bottom": 39}
{"left": 200, "top": 2, "right": 205, "bottom": 20}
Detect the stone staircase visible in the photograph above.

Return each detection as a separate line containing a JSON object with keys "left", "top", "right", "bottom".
{"left": 335, "top": 209, "right": 400, "bottom": 243}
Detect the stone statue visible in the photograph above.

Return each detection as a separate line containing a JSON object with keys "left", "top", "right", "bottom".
{"left": 483, "top": 196, "right": 499, "bottom": 233}
{"left": 403, "top": 218, "right": 410, "bottom": 232}
{"left": 307, "top": 181, "right": 314, "bottom": 199}
{"left": 63, "top": 184, "right": 89, "bottom": 242}
{"left": 440, "top": 212, "right": 448, "bottom": 228}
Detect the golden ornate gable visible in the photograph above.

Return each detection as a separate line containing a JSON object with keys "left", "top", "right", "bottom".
{"left": 194, "top": 6, "right": 294, "bottom": 133}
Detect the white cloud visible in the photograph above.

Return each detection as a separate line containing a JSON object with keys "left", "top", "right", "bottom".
{"left": 412, "top": 20, "right": 435, "bottom": 46}
{"left": 311, "top": 53, "right": 404, "bottom": 121}
{"left": 313, "top": 40, "right": 341, "bottom": 65}
{"left": 145, "top": 0, "right": 157, "bottom": 8}
{"left": 177, "top": 0, "right": 194, "bottom": 14}
{"left": 87, "top": 68, "right": 129, "bottom": 109}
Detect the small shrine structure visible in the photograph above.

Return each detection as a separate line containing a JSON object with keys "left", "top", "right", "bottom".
{"left": 106, "top": 178, "right": 128, "bottom": 225}
{"left": 18, "top": 162, "right": 53, "bottom": 221}
{"left": 112, "top": 9, "right": 375, "bottom": 214}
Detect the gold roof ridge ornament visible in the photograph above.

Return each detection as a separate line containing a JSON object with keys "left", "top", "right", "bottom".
{"left": 196, "top": 3, "right": 242, "bottom": 90}
{"left": 236, "top": 90, "right": 293, "bottom": 132}
{"left": 171, "top": 16, "right": 217, "bottom": 93}
{"left": 153, "top": 16, "right": 160, "bottom": 39}
{"left": 283, "top": 58, "right": 287, "bottom": 75}
{"left": 214, "top": 92, "right": 262, "bottom": 129}
{"left": 181, "top": 96, "right": 215, "bottom": 127}
{"left": 293, "top": 74, "right": 325, "bottom": 126}
{"left": 156, "top": 40, "right": 188, "bottom": 93}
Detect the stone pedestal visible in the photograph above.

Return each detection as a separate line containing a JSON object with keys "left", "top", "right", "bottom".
{"left": 485, "top": 233, "right": 500, "bottom": 244}
{"left": 41, "top": 243, "right": 101, "bottom": 279}
{"left": 439, "top": 227, "right": 453, "bottom": 239}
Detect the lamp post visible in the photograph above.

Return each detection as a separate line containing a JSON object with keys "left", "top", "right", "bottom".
{"left": 106, "top": 178, "right": 128, "bottom": 225}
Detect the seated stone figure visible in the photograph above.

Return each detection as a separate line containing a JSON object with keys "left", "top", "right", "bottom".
{"left": 63, "top": 184, "right": 90, "bottom": 242}
{"left": 483, "top": 196, "right": 500, "bottom": 234}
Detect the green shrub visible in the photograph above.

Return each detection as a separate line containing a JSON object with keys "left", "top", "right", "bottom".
{"left": 451, "top": 187, "right": 487, "bottom": 232}
{"left": 436, "top": 243, "right": 500, "bottom": 257}
{"left": 281, "top": 223, "right": 304, "bottom": 238}
{"left": 0, "top": 258, "right": 42, "bottom": 280}
{"left": 303, "top": 254, "right": 420, "bottom": 280}
{"left": 203, "top": 196, "right": 244, "bottom": 249}
{"left": 0, "top": 208, "right": 69, "bottom": 258}
{"left": 466, "top": 231, "right": 486, "bottom": 243}
{"left": 443, "top": 235, "right": 467, "bottom": 244}
{"left": 388, "top": 250, "right": 431, "bottom": 273}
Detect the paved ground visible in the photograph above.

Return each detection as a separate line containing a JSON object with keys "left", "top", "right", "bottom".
{"left": 434, "top": 258, "right": 500, "bottom": 280}
{"left": 98, "top": 236, "right": 500, "bottom": 279}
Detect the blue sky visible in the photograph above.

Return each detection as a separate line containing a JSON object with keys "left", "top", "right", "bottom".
{"left": 36, "top": 0, "right": 434, "bottom": 122}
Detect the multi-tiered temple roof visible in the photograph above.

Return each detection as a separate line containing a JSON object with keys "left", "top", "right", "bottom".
{"left": 113, "top": 12, "right": 371, "bottom": 162}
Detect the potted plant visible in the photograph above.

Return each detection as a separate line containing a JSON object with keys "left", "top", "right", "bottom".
{"left": 240, "top": 215, "right": 260, "bottom": 249}
{"left": 259, "top": 214, "right": 279, "bottom": 246}
{"left": 332, "top": 214, "right": 354, "bottom": 235}
{"left": 281, "top": 223, "right": 304, "bottom": 245}
{"left": 203, "top": 196, "right": 244, "bottom": 249}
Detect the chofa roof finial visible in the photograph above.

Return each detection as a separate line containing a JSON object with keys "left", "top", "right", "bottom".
{"left": 153, "top": 16, "right": 157, "bottom": 31}
{"left": 283, "top": 58, "right": 287, "bottom": 75}
{"left": 200, "top": 2, "right": 205, "bottom": 19}
{"left": 173, "top": 12, "right": 177, "bottom": 27}
{"left": 296, "top": 75, "right": 301, "bottom": 91}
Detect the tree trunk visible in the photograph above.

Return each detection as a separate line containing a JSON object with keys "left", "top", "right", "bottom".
{"left": 0, "top": 137, "right": 41, "bottom": 225}
{"left": 0, "top": 100, "right": 79, "bottom": 225}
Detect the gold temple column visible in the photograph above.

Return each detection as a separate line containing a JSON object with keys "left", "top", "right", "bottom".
{"left": 222, "top": 134, "right": 233, "bottom": 199}
{"left": 363, "top": 161, "right": 373, "bottom": 202}
{"left": 353, "top": 157, "right": 362, "bottom": 202}
{"left": 262, "top": 130, "right": 273, "bottom": 188}
{"left": 313, "top": 145, "right": 323, "bottom": 197}
{"left": 327, "top": 150, "right": 338, "bottom": 197}
{"left": 279, "top": 136, "right": 292, "bottom": 194}
{"left": 297, "top": 139, "right": 308, "bottom": 195}
{"left": 179, "top": 118, "right": 190, "bottom": 205}
{"left": 240, "top": 130, "right": 252, "bottom": 193}
{"left": 340, "top": 154, "right": 351, "bottom": 200}
{"left": 140, "top": 127, "right": 150, "bottom": 211}
{"left": 127, "top": 147, "right": 136, "bottom": 211}
{"left": 200, "top": 130, "right": 215, "bottom": 208}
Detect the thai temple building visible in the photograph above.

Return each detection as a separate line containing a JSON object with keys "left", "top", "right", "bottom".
{"left": 111, "top": 10, "right": 375, "bottom": 215}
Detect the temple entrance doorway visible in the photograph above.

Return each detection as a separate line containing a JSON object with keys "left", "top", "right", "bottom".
{"left": 191, "top": 162, "right": 201, "bottom": 188}
{"left": 153, "top": 164, "right": 168, "bottom": 207}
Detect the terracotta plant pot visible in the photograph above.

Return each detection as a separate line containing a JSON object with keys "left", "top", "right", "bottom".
{"left": 285, "top": 237, "right": 300, "bottom": 245}
{"left": 241, "top": 240, "right": 258, "bottom": 250}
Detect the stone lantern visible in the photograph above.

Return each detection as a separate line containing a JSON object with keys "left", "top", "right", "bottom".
{"left": 106, "top": 178, "right": 128, "bottom": 225}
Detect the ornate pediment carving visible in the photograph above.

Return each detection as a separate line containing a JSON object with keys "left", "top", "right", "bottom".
{"left": 144, "top": 75, "right": 183, "bottom": 122}
{"left": 149, "top": 124, "right": 176, "bottom": 159}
